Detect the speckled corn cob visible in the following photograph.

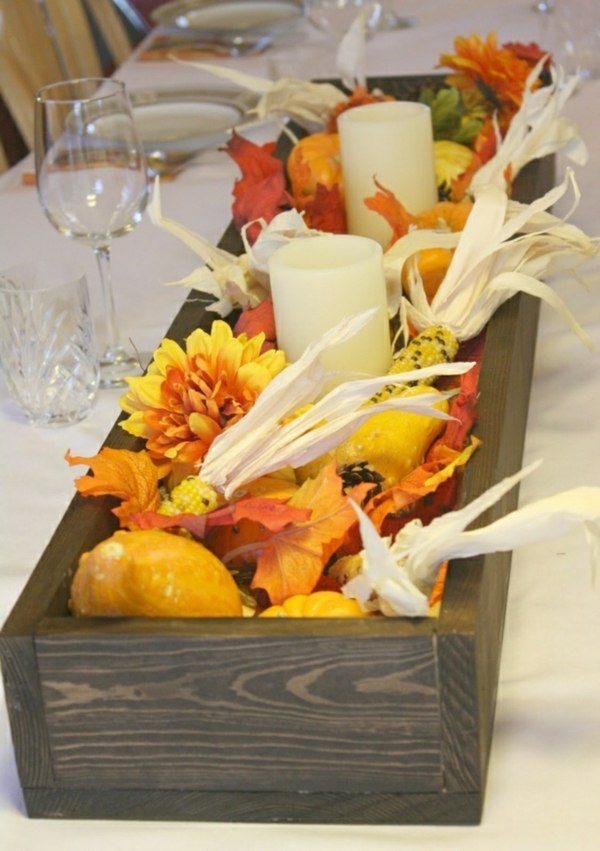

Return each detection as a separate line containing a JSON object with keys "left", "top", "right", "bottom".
{"left": 371, "top": 324, "right": 459, "bottom": 404}
{"left": 158, "top": 477, "right": 221, "bottom": 516}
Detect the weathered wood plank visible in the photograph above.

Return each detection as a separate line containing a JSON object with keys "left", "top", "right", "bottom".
{"left": 0, "top": 635, "right": 55, "bottom": 788}
{"left": 35, "top": 632, "right": 442, "bottom": 792}
{"left": 22, "top": 786, "right": 481, "bottom": 824}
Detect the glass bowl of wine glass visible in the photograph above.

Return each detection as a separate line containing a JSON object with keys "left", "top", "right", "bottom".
{"left": 34, "top": 77, "right": 149, "bottom": 388}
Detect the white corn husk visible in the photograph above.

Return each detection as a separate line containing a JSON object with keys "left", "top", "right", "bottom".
{"left": 385, "top": 169, "right": 598, "bottom": 344}
{"left": 344, "top": 460, "right": 600, "bottom": 617}
{"left": 149, "top": 184, "right": 320, "bottom": 315}
{"left": 147, "top": 180, "right": 262, "bottom": 315}
{"left": 241, "top": 209, "right": 320, "bottom": 278}
{"left": 469, "top": 61, "right": 588, "bottom": 195}
{"left": 336, "top": 7, "right": 369, "bottom": 90}
{"left": 172, "top": 58, "right": 346, "bottom": 134}
{"left": 200, "top": 308, "right": 475, "bottom": 498}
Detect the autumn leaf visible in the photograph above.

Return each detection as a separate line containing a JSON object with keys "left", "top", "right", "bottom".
{"left": 250, "top": 462, "right": 362, "bottom": 604}
{"left": 326, "top": 85, "right": 395, "bottom": 133}
{"left": 361, "top": 342, "right": 484, "bottom": 534}
{"left": 66, "top": 447, "right": 160, "bottom": 528}
{"left": 133, "top": 494, "right": 309, "bottom": 538}
{"left": 223, "top": 132, "right": 291, "bottom": 242}
{"left": 364, "top": 179, "right": 416, "bottom": 246}
{"left": 432, "top": 330, "right": 484, "bottom": 452}
{"left": 303, "top": 183, "right": 347, "bottom": 233}
{"left": 233, "top": 298, "right": 277, "bottom": 349}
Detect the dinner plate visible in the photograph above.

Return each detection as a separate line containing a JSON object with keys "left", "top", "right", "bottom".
{"left": 129, "top": 87, "right": 258, "bottom": 170}
{"left": 151, "top": 0, "right": 304, "bottom": 32}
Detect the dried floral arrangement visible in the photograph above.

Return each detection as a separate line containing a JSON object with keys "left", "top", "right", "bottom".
{"left": 66, "top": 33, "right": 600, "bottom": 621}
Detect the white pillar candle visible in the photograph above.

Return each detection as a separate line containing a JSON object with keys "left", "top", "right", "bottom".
{"left": 269, "top": 234, "right": 391, "bottom": 379}
{"left": 338, "top": 100, "right": 438, "bottom": 247}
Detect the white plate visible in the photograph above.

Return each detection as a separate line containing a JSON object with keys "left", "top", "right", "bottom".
{"left": 129, "top": 88, "right": 257, "bottom": 163}
{"left": 151, "top": 0, "right": 304, "bottom": 32}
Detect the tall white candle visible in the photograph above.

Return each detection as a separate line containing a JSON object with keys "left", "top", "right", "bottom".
{"left": 269, "top": 234, "right": 391, "bottom": 378}
{"left": 338, "top": 100, "right": 438, "bottom": 247}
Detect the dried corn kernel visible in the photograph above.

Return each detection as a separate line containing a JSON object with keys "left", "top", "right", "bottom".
{"left": 159, "top": 477, "right": 221, "bottom": 516}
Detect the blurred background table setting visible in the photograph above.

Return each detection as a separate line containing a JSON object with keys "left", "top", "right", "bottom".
{"left": 0, "top": 0, "right": 599, "bottom": 848}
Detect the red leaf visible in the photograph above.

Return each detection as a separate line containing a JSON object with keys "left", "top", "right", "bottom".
{"left": 303, "top": 183, "right": 347, "bottom": 233}
{"left": 223, "top": 133, "right": 291, "bottom": 241}
{"left": 233, "top": 298, "right": 276, "bottom": 348}
{"left": 432, "top": 330, "right": 484, "bottom": 453}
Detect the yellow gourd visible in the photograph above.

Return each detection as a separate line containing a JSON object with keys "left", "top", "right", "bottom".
{"left": 70, "top": 529, "right": 243, "bottom": 618}
{"left": 259, "top": 590, "right": 366, "bottom": 617}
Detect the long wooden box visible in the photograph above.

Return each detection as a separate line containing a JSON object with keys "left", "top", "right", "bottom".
{"left": 0, "top": 76, "right": 554, "bottom": 825}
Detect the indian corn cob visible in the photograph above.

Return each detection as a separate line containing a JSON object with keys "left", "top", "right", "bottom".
{"left": 371, "top": 324, "right": 459, "bottom": 404}
{"left": 158, "top": 477, "right": 221, "bottom": 516}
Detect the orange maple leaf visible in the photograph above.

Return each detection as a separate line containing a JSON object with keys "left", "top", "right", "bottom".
{"left": 365, "top": 437, "right": 481, "bottom": 531}
{"left": 250, "top": 462, "right": 362, "bottom": 604}
{"left": 66, "top": 447, "right": 160, "bottom": 529}
{"left": 364, "top": 179, "right": 416, "bottom": 246}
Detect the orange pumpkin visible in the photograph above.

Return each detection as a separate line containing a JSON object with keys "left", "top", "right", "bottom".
{"left": 259, "top": 590, "right": 366, "bottom": 618}
{"left": 414, "top": 199, "right": 472, "bottom": 232}
{"left": 287, "top": 132, "right": 342, "bottom": 208}
{"left": 400, "top": 200, "right": 472, "bottom": 301}
{"left": 401, "top": 247, "right": 456, "bottom": 301}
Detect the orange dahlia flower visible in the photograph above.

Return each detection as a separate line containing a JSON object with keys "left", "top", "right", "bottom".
{"left": 119, "top": 321, "right": 287, "bottom": 477}
{"left": 438, "top": 32, "right": 541, "bottom": 130}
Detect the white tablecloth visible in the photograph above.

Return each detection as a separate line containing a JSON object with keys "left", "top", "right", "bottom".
{"left": 1, "top": 1, "right": 600, "bottom": 848}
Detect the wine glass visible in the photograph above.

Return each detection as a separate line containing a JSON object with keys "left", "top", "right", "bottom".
{"left": 34, "top": 77, "right": 149, "bottom": 388}
{"left": 307, "top": 1, "right": 414, "bottom": 38}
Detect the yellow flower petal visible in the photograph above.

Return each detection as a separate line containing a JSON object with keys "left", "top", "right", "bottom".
{"left": 152, "top": 337, "right": 188, "bottom": 375}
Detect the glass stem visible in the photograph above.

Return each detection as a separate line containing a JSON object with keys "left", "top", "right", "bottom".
{"left": 94, "top": 243, "right": 121, "bottom": 363}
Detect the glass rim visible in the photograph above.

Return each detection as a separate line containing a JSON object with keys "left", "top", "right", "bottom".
{"left": 34, "top": 77, "right": 126, "bottom": 105}
{"left": 0, "top": 258, "right": 88, "bottom": 295}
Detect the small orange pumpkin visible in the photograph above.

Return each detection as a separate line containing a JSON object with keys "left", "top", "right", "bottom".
{"left": 259, "top": 590, "right": 366, "bottom": 618}
{"left": 401, "top": 247, "right": 456, "bottom": 301}
{"left": 400, "top": 200, "right": 472, "bottom": 301}
{"left": 287, "top": 132, "right": 342, "bottom": 208}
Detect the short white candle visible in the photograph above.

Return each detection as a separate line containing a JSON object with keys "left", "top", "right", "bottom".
{"left": 269, "top": 234, "right": 391, "bottom": 379}
{"left": 338, "top": 100, "right": 438, "bottom": 247}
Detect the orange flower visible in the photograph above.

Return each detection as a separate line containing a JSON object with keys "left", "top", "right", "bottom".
{"left": 326, "top": 85, "right": 395, "bottom": 133}
{"left": 119, "top": 321, "right": 287, "bottom": 477}
{"left": 438, "top": 32, "right": 540, "bottom": 129}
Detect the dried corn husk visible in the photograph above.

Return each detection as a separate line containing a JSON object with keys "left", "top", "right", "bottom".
{"left": 469, "top": 62, "right": 587, "bottom": 195}
{"left": 344, "top": 460, "right": 600, "bottom": 617}
{"left": 386, "top": 169, "right": 598, "bottom": 345}
{"left": 148, "top": 186, "right": 317, "bottom": 314}
{"left": 200, "top": 309, "right": 474, "bottom": 498}
{"left": 171, "top": 58, "right": 346, "bottom": 135}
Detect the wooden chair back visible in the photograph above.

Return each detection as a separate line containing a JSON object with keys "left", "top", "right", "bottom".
{"left": 0, "top": 0, "right": 133, "bottom": 153}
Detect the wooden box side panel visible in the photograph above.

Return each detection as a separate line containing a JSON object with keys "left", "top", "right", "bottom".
{"left": 34, "top": 632, "right": 443, "bottom": 794}
{"left": 21, "top": 786, "right": 481, "bottom": 825}
{"left": 0, "top": 635, "right": 55, "bottom": 790}
{"left": 437, "top": 280, "right": 542, "bottom": 796}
